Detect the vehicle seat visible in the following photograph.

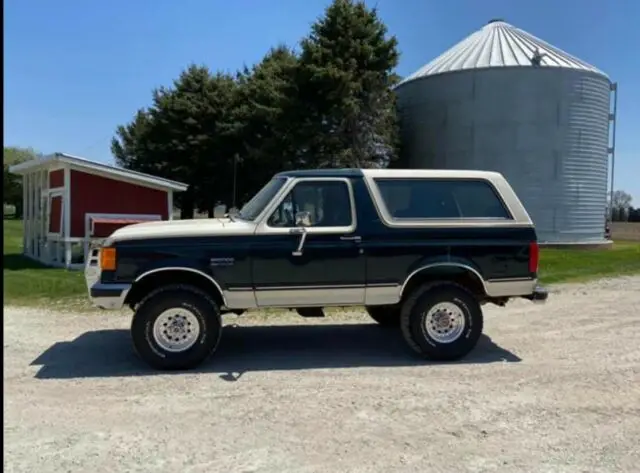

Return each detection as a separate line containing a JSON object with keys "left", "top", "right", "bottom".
{"left": 322, "top": 187, "right": 351, "bottom": 226}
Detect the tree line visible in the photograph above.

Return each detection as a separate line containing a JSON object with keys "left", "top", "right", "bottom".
{"left": 610, "top": 190, "right": 640, "bottom": 222}
{"left": 4, "top": 0, "right": 638, "bottom": 225}
{"left": 111, "top": 0, "right": 400, "bottom": 218}
{"left": 611, "top": 207, "right": 640, "bottom": 223}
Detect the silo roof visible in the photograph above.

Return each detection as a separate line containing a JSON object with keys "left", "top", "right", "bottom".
{"left": 399, "top": 20, "right": 607, "bottom": 85}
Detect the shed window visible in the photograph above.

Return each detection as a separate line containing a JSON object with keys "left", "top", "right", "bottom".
{"left": 374, "top": 178, "right": 511, "bottom": 220}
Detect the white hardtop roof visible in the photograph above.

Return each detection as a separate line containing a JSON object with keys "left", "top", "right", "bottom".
{"left": 361, "top": 168, "right": 505, "bottom": 180}
{"left": 8, "top": 152, "right": 188, "bottom": 192}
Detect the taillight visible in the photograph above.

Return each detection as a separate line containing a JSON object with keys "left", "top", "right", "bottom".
{"left": 529, "top": 241, "right": 539, "bottom": 274}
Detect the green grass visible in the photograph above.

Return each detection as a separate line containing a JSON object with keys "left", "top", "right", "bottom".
{"left": 3, "top": 218, "right": 640, "bottom": 307}
{"left": 539, "top": 241, "right": 640, "bottom": 284}
{"left": 3, "top": 219, "right": 87, "bottom": 307}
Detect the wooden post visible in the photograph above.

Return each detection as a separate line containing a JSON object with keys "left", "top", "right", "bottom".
{"left": 63, "top": 166, "right": 72, "bottom": 268}
{"left": 30, "top": 172, "right": 36, "bottom": 258}
{"left": 34, "top": 171, "right": 38, "bottom": 260}
{"left": 44, "top": 187, "right": 52, "bottom": 266}
{"left": 25, "top": 172, "right": 32, "bottom": 258}
{"left": 35, "top": 170, "right": 41, "bottom": 260}
{"left": 40, "top": 169, "right": 46, "bottom": 261}
{"left": 167, "top": 190, "right": 174, "bottom": 220}
{"left": 22, "top": 173, "right": 27, "bottom": 254}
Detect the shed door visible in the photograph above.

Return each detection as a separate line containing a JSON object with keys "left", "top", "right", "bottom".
{"left": 48, "top": 194, "right": 64, "bottom": 234}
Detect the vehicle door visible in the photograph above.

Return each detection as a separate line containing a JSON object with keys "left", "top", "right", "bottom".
{"left": 252, "top": 177, "right": 366, "bottom": 307}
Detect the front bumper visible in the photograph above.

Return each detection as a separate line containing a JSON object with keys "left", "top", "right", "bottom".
{"left": 89, "top": 283, "right": 131, "bottom": 310}
{"left": 522, "top": 285, "right": 549, "bottom": 304}
{"left": 85, "top": 245, "right": 131, "bottom": 310}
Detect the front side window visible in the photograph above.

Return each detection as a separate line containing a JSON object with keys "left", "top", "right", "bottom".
{"left": 237, "top": 177, "right": 288, "bottom": 221}
{"left": 374, "top": 178, "right": 511, "bottom": 220}
{"left": 268, "top": 180, "right": 353, "bottom": 228}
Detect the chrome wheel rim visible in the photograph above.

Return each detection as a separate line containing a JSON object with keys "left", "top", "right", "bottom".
{"left": 152, "top": 308, "right": 200, "bottom": 353}
{"left": 424, "top": 302, "right": 466, "bottom": 344}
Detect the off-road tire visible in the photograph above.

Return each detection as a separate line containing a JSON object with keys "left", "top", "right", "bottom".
{"left": 400, "top": 282, "right": 483, "bottom": 361}
{"left": 131, "top": 284, "right": 222, "bottom": 371}
{"left": 365, "top": 305, "right": 401, "bottom": 327}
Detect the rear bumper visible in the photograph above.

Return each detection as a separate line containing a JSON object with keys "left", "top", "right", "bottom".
{"left": 521, "top": 285, "right": 549, "bottom": 304}
{"left": 89, "top": 283, "right": 131, "bottom": 310}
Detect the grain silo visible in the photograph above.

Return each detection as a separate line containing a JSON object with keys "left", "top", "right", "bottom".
{"left": 395, "top": 19, "right": 616, "bottom": 244}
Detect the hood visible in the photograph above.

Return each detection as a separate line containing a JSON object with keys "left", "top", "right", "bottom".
{"left": 107, "top": 218, "right": 257, "bottom": 242}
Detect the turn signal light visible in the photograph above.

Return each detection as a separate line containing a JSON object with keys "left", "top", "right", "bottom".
{"left": 100, "top": 247, "right": 117, "bottom": 271}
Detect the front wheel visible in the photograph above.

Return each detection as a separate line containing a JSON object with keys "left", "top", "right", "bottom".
{"left": 400, "top": 282, "right": 483, "bottom": 361}
{"left": 131, "top": 285, "right": 222, "bottom": 370}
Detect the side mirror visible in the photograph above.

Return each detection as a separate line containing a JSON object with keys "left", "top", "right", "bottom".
{"left": 294, "top": 211, "right": 312, "bottom": 227}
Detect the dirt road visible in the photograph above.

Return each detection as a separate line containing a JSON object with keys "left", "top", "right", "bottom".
{"left": 4, "top": 276, "right": 640, "bottom": 473}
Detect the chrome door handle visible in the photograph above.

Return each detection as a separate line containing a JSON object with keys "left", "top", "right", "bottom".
{"left": 292, "top": 228, "right": 308, "bottom": 256}
{"left": 340, "top": 235, "right": 362, "bottom": 243}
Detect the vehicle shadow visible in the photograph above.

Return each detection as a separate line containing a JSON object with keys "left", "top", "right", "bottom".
{"left": 31, "top": 323, "right": 521, "bottom": 381}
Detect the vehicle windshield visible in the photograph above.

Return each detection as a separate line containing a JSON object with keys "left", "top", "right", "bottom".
{"left": 236, "top": 177, "right": 288, "bottom": 221}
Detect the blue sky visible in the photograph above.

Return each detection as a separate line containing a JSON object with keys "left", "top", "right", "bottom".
{"left": 4, "top": 0, "right": 639, "bottom": 203}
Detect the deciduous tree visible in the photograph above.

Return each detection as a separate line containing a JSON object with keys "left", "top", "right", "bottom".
{"left": 611, "top": 190, "right": 633, "bottom": 211}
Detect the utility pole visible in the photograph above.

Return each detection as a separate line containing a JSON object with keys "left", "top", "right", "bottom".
{"left": 232, "top": 153, "right": 239, "bottom": 209}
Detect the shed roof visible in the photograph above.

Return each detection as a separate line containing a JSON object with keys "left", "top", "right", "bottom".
{"left": 398, "top": 20, "right": 607, "bottom": 86}
{"left": 8, "top": 152, "right": 188, "bottom": 192}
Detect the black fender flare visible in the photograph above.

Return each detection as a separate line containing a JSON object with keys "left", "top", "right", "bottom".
{"left": 132, "top": 259, "right": 227, "bottom": 306}
{"left": 400, "top": 256, "right": 487, "bottom": 299}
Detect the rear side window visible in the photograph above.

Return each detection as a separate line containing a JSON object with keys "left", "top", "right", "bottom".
{"left": 374, "top": 178, "right": 511, "bottom": 220}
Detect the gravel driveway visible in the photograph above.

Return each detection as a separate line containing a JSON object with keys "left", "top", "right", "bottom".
{"left": 4, "top": 276, "right": 640, "bottom": 473}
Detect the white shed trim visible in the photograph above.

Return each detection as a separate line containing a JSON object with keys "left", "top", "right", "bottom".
{"left": 9, "top": 152, "right": 188, "bottom": 192}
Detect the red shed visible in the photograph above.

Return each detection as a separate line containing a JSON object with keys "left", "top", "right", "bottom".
{"left": 9, "top": 152, "right": 188, "bottom": 269}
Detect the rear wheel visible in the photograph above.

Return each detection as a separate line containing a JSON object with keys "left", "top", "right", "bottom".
{"left": 365, "top": 305, "right": 401, "bottom": 327}
{"left": 131, "top": 285, "right": 222, "bottom": 370}
{"left": 400, "top": 282, "right": 483, "bottom": 361}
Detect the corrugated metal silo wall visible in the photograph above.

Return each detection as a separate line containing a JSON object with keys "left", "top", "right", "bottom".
{"left": 396, "top": 68, "right": 611, "bottom": 243}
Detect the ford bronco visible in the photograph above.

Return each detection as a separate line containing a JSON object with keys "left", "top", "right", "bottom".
{"left": 85, "top": 169, "right": 548, "bottom": 370}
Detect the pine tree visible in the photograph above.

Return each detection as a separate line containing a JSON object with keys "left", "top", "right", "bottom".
{"left": 111, "top": 0, "right": 403, "bottom": 218}
{"left": 112, "top": 66, "right": 241, "bottom": 217}
{"left": 298, "top": 0, "right": 400, "bottom": 168}
{"left": 236, "top": 45, "right": 300, "bottom": 200}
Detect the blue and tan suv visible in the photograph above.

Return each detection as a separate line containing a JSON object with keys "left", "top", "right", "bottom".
{"left": 85, "top": 168, "right": 548, "bottom": 370}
